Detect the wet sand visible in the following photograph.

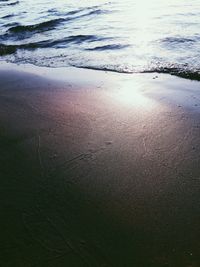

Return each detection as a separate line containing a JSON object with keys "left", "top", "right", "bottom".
{"left": 0, "top": 63, "right": 200, "bottom": 266}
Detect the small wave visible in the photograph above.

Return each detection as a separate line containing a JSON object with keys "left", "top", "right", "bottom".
{"left": 161, "top": 37, "right": 195, "bottom": 44}
{"left": 45, "top": 8, "right": 81, "bottom": 16}
{"left": 8, "top": 18, "right": 65, "bottom": 34}
{"left": 144, "top": 66, "right": 200, "bottom": 81}
{"left": 1, "top": 22, "right": 19, "bottom": 33}
{"left": 47, "top": 8, "right": 58, "bottom": 14}
{"left": 1, "top": 14, "right": 15, "bottom": 19}
{"left": 0, "top": 0, "right": 19, "bottom": 5}
{"left": 6, "top": 8, "right": 106, "bottom": 38}
{"left": 67, "top": 8, "right": 109, "bottom": 21}
{"left": 44, "top": 6, "right": 108, "bottom": 20}
{"left": 45, "top": 5, "right": 103, "bottom": 15}
{"left": 46, "top": 8, "right": 94, "bottom": 16}
{"left": 28, "top": 35, "right": 101, "bottom": 48}
{"left": 0, "top": 35, "right": 104, "bottom": 55}
{"left": 71, "top": 63, "right": 200, "bottom": 81}
{"left": 86, "top": 9, "right": 109, "bottom": 16}
{"left": 47, "top": 35, "right": 103, "bottom": 46}
{"left": 67, "top": 9, "right": 85, "bottom": 15}
{"left": 0, "top": 44, "right": 17, "bottom": 55}
{"left": 86, "top": 44, "right": 129, "bottom": 51}
{"left": 4, "top": 22, "right": 19, "bottom": 27}
{"left": 35, "top": 35, "right": 105, "bottom": 49}
{"left": 7, "top": 1, "right": 19, "bottom": 5}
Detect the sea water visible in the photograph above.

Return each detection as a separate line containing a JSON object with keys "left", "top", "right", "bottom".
{"left": 0, "top": 0, "right": 200, "bottom": 79}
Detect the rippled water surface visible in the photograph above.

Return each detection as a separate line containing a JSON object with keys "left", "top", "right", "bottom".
{"left": 1, "top": 0, "right": 200, "bottom": 79}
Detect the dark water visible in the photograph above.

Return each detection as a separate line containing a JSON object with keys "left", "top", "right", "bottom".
{"left": 1, "top": 0, "right": 200, "bottom": 80}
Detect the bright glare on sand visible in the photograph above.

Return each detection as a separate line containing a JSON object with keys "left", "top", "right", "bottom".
{"left": 114, "top": 79, "right": 154, "bottom": 107}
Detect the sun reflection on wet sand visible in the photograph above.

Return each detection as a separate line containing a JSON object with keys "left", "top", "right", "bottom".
{"left": 113, "top": 79, "right": 155, "bottom": 108}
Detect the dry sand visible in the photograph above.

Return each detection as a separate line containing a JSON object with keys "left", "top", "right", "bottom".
{"left": 0, "top": 62, "right": 200, "bottom": 266}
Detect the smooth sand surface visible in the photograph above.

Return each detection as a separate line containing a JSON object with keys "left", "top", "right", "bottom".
{"left": 0, "top": 63, "right": 200, "bottom": 266}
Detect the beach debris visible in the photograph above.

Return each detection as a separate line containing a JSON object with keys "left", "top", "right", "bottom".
{"left": 105, "top": 140, "right": 112, "bottom": 145}
{"left": 153, "top": 76, "right": 158, "bottom": 79}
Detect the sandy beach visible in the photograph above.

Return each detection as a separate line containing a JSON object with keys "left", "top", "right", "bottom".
{"left": 0, "top": 62, "right": 200, "bottom": 266}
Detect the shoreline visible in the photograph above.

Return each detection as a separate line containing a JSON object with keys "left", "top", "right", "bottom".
{"left": 0, "top": 62, "right": 200, "bottom": 266}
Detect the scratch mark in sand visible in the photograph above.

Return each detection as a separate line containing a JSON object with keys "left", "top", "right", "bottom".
{"left": 143, "top": 137, "right": 148, "bottom": 154}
